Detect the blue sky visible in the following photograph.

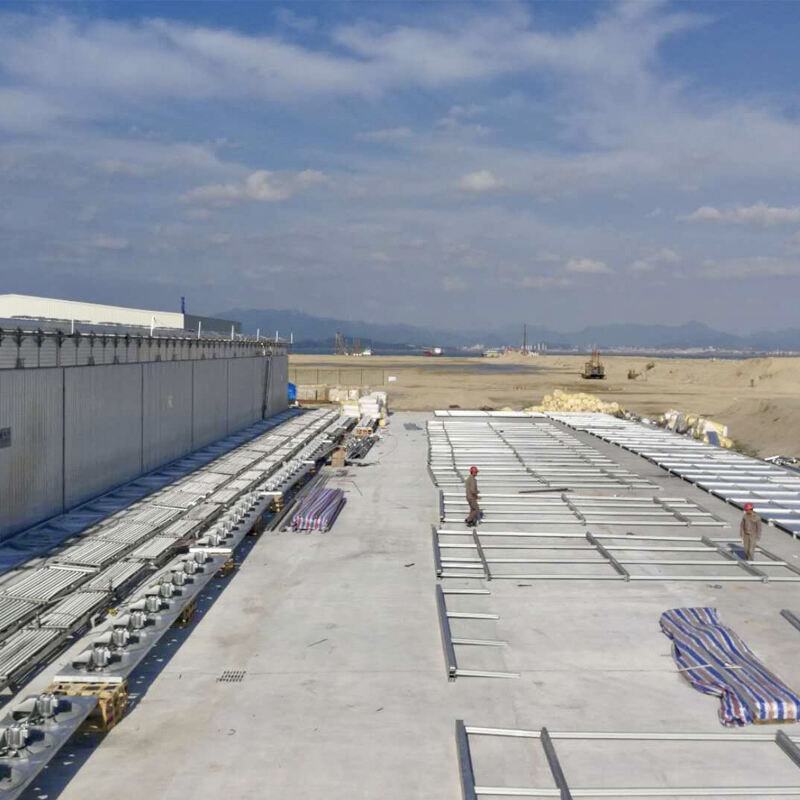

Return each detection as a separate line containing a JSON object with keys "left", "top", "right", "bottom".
{"left": 1, "top": 1, "right": 800, "bottom": 332}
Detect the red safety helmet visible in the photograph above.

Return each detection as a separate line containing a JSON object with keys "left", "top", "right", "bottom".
{"left": 744, "top": 502, "right": 754, "bottom": 511}
{"left": 469, "top": 466, "right": 479, "bottom": 475}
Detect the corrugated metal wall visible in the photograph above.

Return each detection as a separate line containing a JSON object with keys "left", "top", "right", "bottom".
{"left": 0, "top": 370, "right": 64, "bottom": 539}
{"left": 266, "top": 354, "right": 289, "bottom": 416}
{"left": 0, "top": 354, "right": 282, "bottom": 540}
{"left": 192, "top": 359, "right": 229, "bottom": 449}
{"left": 64, "top": 364, "right": 143, "bottom": 508}
{"left": 142, "top": 361, "right": 193, "bottom": 472}
{"left": 228, "top": 356, "right": 266, "bottom": 432}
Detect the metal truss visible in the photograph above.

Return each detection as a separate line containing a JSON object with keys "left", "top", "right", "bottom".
{"left": 435, "top": 587, "right": 517, "bottom": 680}
{"left": 456, "top": 721, "right": 800, "bottom": 798}
{"left": 432, "top": 529, "right": 800, "bottom": 583}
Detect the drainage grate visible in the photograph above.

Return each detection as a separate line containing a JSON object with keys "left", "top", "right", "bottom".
{"left": 217, "top": 670, "right": 247, "bottom": 683}
{"left": 404, "top": 423, "right": 422, "bottom": 430}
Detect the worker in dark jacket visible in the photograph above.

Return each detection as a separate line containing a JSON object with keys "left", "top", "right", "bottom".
{"left": 740, "top": 502, "right": 762, "bottom": 561}
{"left": 465, "top": 465, "right": 481, "bottom": 526}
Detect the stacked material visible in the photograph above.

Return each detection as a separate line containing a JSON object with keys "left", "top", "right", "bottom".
{"left": 328, "top": 387, "right": 362, "bottom": 403}
{"left": 660, "top": 410, "right": 733, "bottom": 448}
{"left": 660, "top": 607, "right": 800, "bottom": 726}
{"left": 342, "top": 390, "right": 388, "bottom": 421}
{"left": 526, "top": 390, "right": 622, "bottom": 415}
{"left": 290, "top": 488, "right": 346, "bottom": 532}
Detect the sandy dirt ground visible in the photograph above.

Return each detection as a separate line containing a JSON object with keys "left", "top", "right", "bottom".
{"left": 289, "top": 352, "right": 800, "bottom": 458}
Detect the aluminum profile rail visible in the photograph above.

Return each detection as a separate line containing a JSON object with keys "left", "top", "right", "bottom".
{"left": 427, "top": 418, "right": 657, "bottom": 492}
{"left": 435, "top": 589, "right": 516, "bottom": 680}
{"left": 782, "top": 610, "right": 800, "bottom": 633}
{"left": 433, "top": 528, "right": 799, "bottom": 583}
{"left": 438, "top": 492, "right": 725, "bottom": 528}
{"left": 0, "top": 693, "right": 99, "bottom": 800}
{"left": 548, "top": 412, "right": 800, "bottom": 539}
{"left": 457, "top": 723, "right": 800, "bottom": 798}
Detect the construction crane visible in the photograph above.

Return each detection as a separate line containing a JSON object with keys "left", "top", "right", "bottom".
{"left": 582, "top": 349, "right": 605, "bottom": 379}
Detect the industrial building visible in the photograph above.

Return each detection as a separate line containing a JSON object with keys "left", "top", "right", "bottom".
{"left": 0, "top": 399, "right": 799, "bottom": 797}
{"left": 0, "top": 294, "right": 240, "bottom": 335}
{"left": 0, "top": 297, "right": 285, "bottom": 539}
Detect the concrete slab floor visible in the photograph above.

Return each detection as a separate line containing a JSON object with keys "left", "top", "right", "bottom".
{"left": 20, "top": 412, "right": 800, "bottom": 800}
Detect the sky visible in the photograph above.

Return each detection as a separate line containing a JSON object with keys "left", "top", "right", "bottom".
{"left": 1, "top": 1, "right": 800, "bottom": 333}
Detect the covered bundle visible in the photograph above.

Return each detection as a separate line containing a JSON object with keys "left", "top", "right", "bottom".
{"left": 291, "top": 488, "right": 346, "bottom": 532}
{"left": 660, "top": 607, "right": 800, "bottom": 726}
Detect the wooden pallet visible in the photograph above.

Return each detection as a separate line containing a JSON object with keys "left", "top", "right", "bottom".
{"left": 216, "top": 558, "right": 236, "bottom": 578}
{"left": 47, "top": 680, "right": 129, "bottom": 732}
{"left": 173, "top": 597, "right": 198, "bottom": 628}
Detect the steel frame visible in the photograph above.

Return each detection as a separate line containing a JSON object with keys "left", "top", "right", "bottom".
{"left": 433, "top": 528, "right": 799, "bottom": 582}
{"left": 548, "top": 412, "right": 800, "bottom": 539}
{"left": 438, "top": 489, "right": 725, "bottom": 528}
{"left": 435, "top": 588, "right": 517, "bottom": 680}
{"left": 457, "top": 722, "right": 800, "bottom": 799}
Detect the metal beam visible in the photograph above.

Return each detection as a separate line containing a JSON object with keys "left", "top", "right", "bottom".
{"left": 700, "top": 535, "right": 767, "bottom": 581}
{"left": 472, "top": 528, "right": 491, "bottom": 581}
{"left": 456, "top": 720, "right": 478, "bottom": 800}
{"left": 586, "top": 533, "right": 629, "bottom": 581}
{"left": 432, "top": 526, "right": 443, "bottom": 578}
{"left": 777, "top": 729, "right": 800, "bottom": 769}
{"left": 781, "top": 609, "right": 800, "bottom": 633}
{"left": 435, "top": 586, "right": 458, "bottom": 680}
{"left": 541, "top": 727, "right": 573, "bottom": 800}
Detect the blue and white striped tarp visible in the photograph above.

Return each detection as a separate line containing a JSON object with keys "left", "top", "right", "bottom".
{"left": 291, "top": 488, "right": 346, "bottom": 532}
{"left": 660, "top": 607, "right": 800, "bottom": 726}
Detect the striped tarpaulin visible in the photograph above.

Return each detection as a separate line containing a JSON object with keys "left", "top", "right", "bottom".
{"left": 291, "top": 488, "right": 346, "bottom": 532}
{"left": 660, "top": 607, "right": 800, "bottom": 726}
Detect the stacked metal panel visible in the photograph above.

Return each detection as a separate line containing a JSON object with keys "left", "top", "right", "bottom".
{"left": 0, "top": 406, "right": 344, "bottom": 699}
{"left": 548, "top": 413, "right": 800, "bottom": 537}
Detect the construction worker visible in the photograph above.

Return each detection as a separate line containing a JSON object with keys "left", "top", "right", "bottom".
{"left": 740, "top": 502, "right": 762, "bottom": 561}
{"left": 465, "top": 465, "right": 481, "bottom": 527}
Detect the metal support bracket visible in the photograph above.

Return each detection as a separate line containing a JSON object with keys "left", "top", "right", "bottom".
{"left": 586, "top": 532, "right": 630, "bottom": 581}
{"left": 700, "top": 535, "right": 768, "bottom": 581}
{"left": 472, "top": 528, "right": 491, "bottom": 581}
{"left": 781, "top": 609, "right": 800, "bottom": 634}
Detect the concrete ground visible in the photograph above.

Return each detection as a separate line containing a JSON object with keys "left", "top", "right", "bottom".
{"left": 22, "top": 412, "right": 800, "bottom": 799}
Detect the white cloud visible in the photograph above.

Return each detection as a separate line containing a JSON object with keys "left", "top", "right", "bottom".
{"left": 209, "top": 232, "right": 231, "bottom": 245}
{"left": 182, "top": 169, "right": 327, "bottom": 205}
{"left": 0, "top": 88, "right": 66, "bottom": 133}
{"left": 630, "top": 247, "right": 681, "bottom": 273}
{"left": 565, "top": 258, "right": 611, "bottom": 274}
{"left": 273, "top": 8, "right": 318, "bottom": 33}
{"left": 442, "top": 275, "right": 466, "bottom": 291}
{"left": 457, "top": 169, "right": 506, "bottom": 193}
{"left": 99, "top": 159, "right": 152, "bottom": 177}
{"left": 516, "top": 275, "right": 573, "bottom": 288}
{"left": 682, "top": 202, "right": 800, "bottom": 226}
{"left": 698, "top": 256, "right": 800, "bottom": 279}
{"left": 357, "top": 127, "right": 413, "bottom": 142}
{"left": 89, "top": 233, "right": 128, "bottom": 250}
{"left": 448, "top": 104, "right": 484, "bottom": 119}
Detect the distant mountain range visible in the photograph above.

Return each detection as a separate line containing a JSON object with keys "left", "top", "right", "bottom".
{"left": 217, "top": 308, "right": 800, "bottom": 351}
